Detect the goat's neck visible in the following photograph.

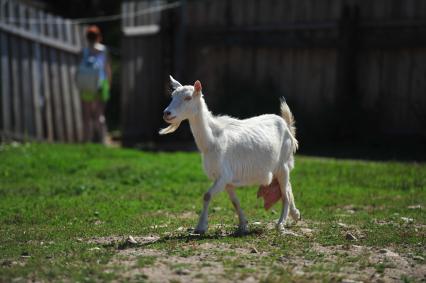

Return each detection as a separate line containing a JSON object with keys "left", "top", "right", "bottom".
{"left": 189, "top": 100, "right": 215, "bottom": 153}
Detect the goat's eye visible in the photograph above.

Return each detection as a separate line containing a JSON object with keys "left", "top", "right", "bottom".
{"left": 184, "top": 96, "right": 192, "bottom": 101}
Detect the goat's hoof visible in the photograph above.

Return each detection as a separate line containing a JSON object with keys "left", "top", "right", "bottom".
{"left": 234, "top": 226, "right": 249, "bottom": 236}
{"left": 290, "top": 209, "right": 301, "bottom": 222}
{"left": 275, "top": 224, "right": 285, "bottom": 232}
{"left": 193, "top": 227, "right": 207, "bottom": 235}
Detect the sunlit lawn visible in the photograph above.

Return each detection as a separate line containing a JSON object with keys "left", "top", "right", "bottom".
{"left": 0, "top": 143, "right": 424, "bottom": 282}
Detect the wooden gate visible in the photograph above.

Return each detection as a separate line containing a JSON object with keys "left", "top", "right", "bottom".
{"left": 121, "top": 0, "right": 426, "bottom": 147}
{"left": 0, "top": 0, "right": 85, "bottom": 142}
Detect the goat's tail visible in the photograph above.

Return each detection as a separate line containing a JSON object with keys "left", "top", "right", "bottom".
{"left": 280, "top": 98, "right": 298, "bottom": 153}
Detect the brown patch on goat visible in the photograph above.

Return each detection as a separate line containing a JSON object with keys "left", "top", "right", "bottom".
{"left": 203, "top": 192, "right": 211, "bottom": 202}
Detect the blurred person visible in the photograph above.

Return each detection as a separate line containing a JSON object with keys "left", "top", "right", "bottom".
{"left": 76, "top": 25, "right": 111, "bottom": 143}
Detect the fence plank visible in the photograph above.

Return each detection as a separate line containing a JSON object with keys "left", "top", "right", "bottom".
{"left": 73, "top": 23, "right": 84, "bottom": 140}
{"left": 18, "top": 2, "right": 27, "bottom": 29}
{"left": 280, "top": 48, "right": 295, "bottom": 101}
{"left": 38, "top": 10, "right": 54, "bottom": 141}
{"left": 127, "top": 36, "right": 136, "bottom": 137}
{"left": 0, "top": 31, "right": 11, "bottom": 136}
{"left": 0, "top": 0, "right": 6, "bottom": 23}
{"left": 18, "top": 3, "right": 35, "bottom": 137}
{"left": 10, "top": 38, "right": 21, "bottom": 134}
{"left": 57, "top": 16, "right": 74, "bottom": 141}
{"left": 136, "top": 37, "right": 147, "bottom": 138}
{"left": 68, "top": 55, "right": 83, "bottom": 142}
{"left": 29, "top": 7, "right": 43, "bottom": 139}
{"left": 120, "top": 1, "right": 128, "bottom": 140}
{"left": 46, "top": 13, "right": 65, "bottom": 141}
{"left": 410, "top": 49, "right": 426, "bottom": 130}
{"left": 0, "top": 0, "right": 12, "bottom": 137}
{"left": 21, "top": 40, "right": 35, "bottom": 137}
{"left": 231, "top": 0, "right": 244, "bottom": 26}
{"left": 9, "top": 2, "right": 22, "bottom": 135}
{"left": 7, "top": 0, "right": 16, "bottom": 27}
{"left": 152, "top": 0, "right": 164, "bottom": 25}
{"left": 128, "top": 1, "right": 136, "bottom": 27}
{"left": 73, "top": 19, "right": 81, "bottom": 48}
{"left": 41, "top": 46, "right": 54, "bottom": 141}
{"left": 78, "top": 25, "right": 87, "bottom": 49}
{"left": 121, "top": 37, "right": 130, "bottom": 140}
{"left": 122, "top": 1, "right": 128, "bottom": 29}
{"left": 65, "top": 19, "right": 83, "bottom": 142}
{"left": 136, "top": 1, "right": 145, "bottom": 26}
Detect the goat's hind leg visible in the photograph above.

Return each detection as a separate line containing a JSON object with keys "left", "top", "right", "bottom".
{"left": 288, "top": 182, "right": 301, "bottom": 221}
{"left": 226, "top": 185, "right": 248, "bottom": 235}
{"left": 276, "top": 166, "right": 290, "bottom": 232}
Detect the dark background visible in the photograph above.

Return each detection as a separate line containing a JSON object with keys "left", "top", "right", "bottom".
{"left": 22, "top": 0, "right": 426, "bottom": 161}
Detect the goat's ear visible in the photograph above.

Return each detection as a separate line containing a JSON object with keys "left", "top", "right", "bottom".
{"left": 194, "top": 80, "right": 202, "bottom": 96}
{"left": 170, "top": 75, "right": 182, "bottom": 90}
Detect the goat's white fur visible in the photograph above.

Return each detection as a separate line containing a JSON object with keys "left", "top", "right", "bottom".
{"left": 160, "top": 76, "right": 300, "bottom": 233}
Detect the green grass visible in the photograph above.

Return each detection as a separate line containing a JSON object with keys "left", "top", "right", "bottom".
{"left": 137, "top": 256, "right": 156, "bottom": 268}
{"left": 0, "top": 143, "right": 425, "bottom": 282}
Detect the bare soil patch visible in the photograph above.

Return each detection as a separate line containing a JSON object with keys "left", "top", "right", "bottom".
{"left": 107, "top": 242, "right": 267, "bottom": 283}
{"left": 309, "top": 244, "right": 426, "bottom": 282}
{"left": 85, "top": 221, "right": 425, "bottom": 282}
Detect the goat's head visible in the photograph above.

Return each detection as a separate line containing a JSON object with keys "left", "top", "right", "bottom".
{"left": 159, "top": 76, "right": 203, "bottom": 135}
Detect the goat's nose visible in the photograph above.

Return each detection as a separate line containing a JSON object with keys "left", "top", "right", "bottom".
{"left": 164, "top": 111, "right": 171, "bottom": 117}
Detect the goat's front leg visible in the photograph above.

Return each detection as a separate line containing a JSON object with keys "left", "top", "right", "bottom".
{"left": 194, "top": 178, "right": 226, "bottom": 234}
{"left": 226, "top": 185, "right": 248, "bottom": 234}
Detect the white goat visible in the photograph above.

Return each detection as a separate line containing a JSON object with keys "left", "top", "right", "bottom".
{"left": 160, "top": 76, "right": 300, "bottom": 234}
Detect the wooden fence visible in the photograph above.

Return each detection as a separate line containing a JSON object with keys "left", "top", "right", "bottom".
{"left": 121, "top": 0, "right": 175, "bottom": 146}
{"left": 0, "top": 0, "right": 85, "bottom": 142}
{"left": 122, "top": 0, "right": 426, "bottom": 147}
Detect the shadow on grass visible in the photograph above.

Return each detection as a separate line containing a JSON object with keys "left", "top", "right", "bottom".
{"left": 102, "top": 227, "right": 266, "bottom": 251}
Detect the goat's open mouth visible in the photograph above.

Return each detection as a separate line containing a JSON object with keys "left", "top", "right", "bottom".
{"left": 163, "top": 115, "right": 176, "bottom": 123}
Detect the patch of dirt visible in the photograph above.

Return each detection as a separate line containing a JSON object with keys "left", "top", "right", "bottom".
{"left": 85, "top": 221, "right": 425, "bottom": 282}
{"left": 107, "top": 242, "right": 268, "bottom": 283}
{"left": 309, "top": 244, "right": 426, "bottom": 282}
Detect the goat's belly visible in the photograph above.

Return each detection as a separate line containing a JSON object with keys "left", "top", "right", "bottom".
{"left": 202, "top": 150, "right": 279, "bottom": 186}
{"left": 202, "top": 161, "right": 274, "bottom": 187}
{"left": 230, "top": 171, "right": 273, "bottom": 187}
